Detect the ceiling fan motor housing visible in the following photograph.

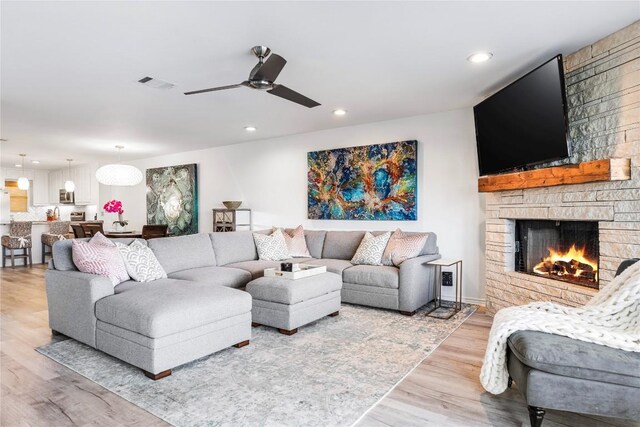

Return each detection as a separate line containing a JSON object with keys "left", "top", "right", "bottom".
{"left": 249, "top": 80, "right": 274, "bottom": 90}
{"left": 251, "top": 45, "right": 271, "bottom": 60}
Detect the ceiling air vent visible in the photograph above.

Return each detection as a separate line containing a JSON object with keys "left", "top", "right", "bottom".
{"left": 138, "top": 76, "right": 175, "bottom": 90}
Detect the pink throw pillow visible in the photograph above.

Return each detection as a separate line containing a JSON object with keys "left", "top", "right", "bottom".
{"left": 381, "top": 229, "right": 429, "bottom": 266}
{"left": 72, "top": 233, "right": 130, "bottom": 286}
{"left": 279, "top": 225, "right": 311, "bottom": 258}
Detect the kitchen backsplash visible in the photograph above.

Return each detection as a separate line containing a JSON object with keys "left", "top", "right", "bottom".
{"left": 10, "top": 205, "right": 97, "bottom": 221}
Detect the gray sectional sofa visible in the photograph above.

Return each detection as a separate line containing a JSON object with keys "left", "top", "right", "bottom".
{"left": 45, "top": 229, "right": 440, "bottom": 379}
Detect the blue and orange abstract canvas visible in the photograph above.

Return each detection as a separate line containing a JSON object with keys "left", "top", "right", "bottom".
{"left": 307, "top": 140, "right": 418, "bottom": 220}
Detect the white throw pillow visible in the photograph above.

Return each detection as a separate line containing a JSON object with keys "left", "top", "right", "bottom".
{"left": 351, "top": 231, "right": 392, "bottom": 266}
{"left": 253, "top": 229, "right": 290, "bottom": 261}
{"left": 116, "top": 240, "right": 167, "bottom": 282}
{"left": 279, "top": 225, "right": 311, "bottom": 258}
{"left": 381, "top": 228, "right": 429, "bottom": 266}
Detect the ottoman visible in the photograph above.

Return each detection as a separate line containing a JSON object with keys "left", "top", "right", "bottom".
{"left": 246, "top": 272, "right": 342, "bottom": 335}
{"left": 94, "top": 279, "right": 253, "bottom": 379}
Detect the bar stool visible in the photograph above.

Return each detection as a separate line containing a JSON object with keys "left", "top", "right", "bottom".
{"left": 2, "top": 221, "right": 33, "bottom": 268}
{"left": 41, "top": 221, "right": 70, "bottom": 264}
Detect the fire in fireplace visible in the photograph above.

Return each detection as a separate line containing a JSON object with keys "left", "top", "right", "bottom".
{"left": 515, "top": 220, "right": 599, "bottom": 289}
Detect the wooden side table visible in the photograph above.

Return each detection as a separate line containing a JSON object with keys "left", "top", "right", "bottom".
{"left": 212, "top": 208, "right": 252, "bottom": 232}
{"left": 425, "top": 258, "right": 462, "bottom": 319}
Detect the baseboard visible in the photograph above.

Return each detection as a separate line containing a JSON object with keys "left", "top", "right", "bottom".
{"left": 462, "top": 296, "right": 485, "bottom": 305}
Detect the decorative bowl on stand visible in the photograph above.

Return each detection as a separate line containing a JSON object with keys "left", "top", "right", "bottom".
{"left": 223, "top": 201, "right": 242, "bottom": 209}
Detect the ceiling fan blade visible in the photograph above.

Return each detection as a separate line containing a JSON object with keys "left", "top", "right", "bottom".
{"left": 251, "top": 54, "right": 287, "bottom": 81}
{"left": 267, "top": 84, "right": 321, "bottom": 108}
{"left": 184, "top": 82, "right": 248, "bottom": 96}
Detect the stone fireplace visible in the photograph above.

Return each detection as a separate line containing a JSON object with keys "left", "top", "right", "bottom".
{"left": 484, "top": 22, "right": 640, "bottom": 315}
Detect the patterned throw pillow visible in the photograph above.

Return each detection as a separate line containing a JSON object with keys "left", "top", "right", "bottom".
{"left": 351, "top": 232, "right": 392, "bottom": 266}
{"left": 116, "top": 240, "right": 167, "bottom": 282}
{"left": 280, "top": 225, "right": 311, "bottom": 258}
{"left": 72, "top": 232, "right": 130, "bottom": 286}
{"left": 254, "top": 229, "right": 290, "bottom": 261}
{"left": 382, "top": 229, "right": 429, "bottom": 266}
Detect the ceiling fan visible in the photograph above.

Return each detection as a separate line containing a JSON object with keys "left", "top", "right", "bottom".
{"left": 184, "top": 46, "right": 321, "bottom": 108}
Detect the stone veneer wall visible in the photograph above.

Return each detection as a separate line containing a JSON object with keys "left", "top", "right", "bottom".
{"left": 485, "top": 21, "right": 640, "bottom": 315}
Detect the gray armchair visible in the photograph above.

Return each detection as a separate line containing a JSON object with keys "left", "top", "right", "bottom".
{"left": 506, "top": 259, "right": 640, "bottom": 426}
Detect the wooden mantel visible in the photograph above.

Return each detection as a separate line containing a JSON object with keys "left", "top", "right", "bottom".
{"left": 478, "top": 158, "right": 631, "bottom": 192}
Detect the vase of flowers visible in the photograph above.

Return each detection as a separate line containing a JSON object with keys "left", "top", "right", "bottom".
{"left": 103, "top": 199, "right": 128, "bottom": 231}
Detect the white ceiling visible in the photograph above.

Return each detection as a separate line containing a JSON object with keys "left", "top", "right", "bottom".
{"left": 1, "top": 1, "right": 638, "bottom": 169}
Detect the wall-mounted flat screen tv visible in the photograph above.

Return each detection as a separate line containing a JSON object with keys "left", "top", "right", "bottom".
{"left": 474, "top": 55, "right": 570, "bottom": 176}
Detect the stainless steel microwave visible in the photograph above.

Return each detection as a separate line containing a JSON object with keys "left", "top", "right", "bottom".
{"left": 59, "top": 189, "right": 75, "bottom": 204}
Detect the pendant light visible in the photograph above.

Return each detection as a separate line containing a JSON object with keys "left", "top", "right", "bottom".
{"left": 64, "top": 159, "right": 75, "bottom": 192}
{"left": 95, "top": 145, "right": 143, "bottom": 186}
{"left": 17, "top": 154, "right": 30, "bottom": 190}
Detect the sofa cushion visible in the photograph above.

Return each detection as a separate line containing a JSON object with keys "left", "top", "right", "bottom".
{"left": 147, "top": 234, "right": 216, "bottom": 274}
{"left": 225, "top": 260, "right": 283, "bottom": 279}
{"left": 52, "top": 237, "right": 138, "bottom": 271}
{"left": 246, "top": 272, "right": 342, "bottom": 305}
{"left": 300, "top": 258, "right": 353, "bottom": 275}
{"left": 508, "top": 331, "right": 640, "bottom": 387}
{"left": 322, "top": 231, "right": 366, "bottom": 260}
{"left": 209, "top": 231, "right": 268, "bottom": 266}
{"left": 303, "top": 230, "right": 326, "bottom": 259}
{"left": 168, "top": 266, "right": 252, "bottom": 288}
{"left": 95, "top": 279, "right": 251, "bottom": 338}
{"left": 343, "top": 265, "right": 399, "bottom": 289}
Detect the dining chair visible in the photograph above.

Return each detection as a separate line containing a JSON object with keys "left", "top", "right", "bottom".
{"left": 2, "top": 221, "right": 33, "bottom": 268}
{"left": 71, "top": 224, "right": 86, "bottom": 238}
{"left": 80, "top": 222, "right": 104, "bottom": 237}
{"left": 142, "top": 224, "right": 169, "bottom": 240}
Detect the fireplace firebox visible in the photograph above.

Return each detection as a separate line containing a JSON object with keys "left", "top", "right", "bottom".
{"left": 515, "top": 220, "right": 599, "bottom": 289}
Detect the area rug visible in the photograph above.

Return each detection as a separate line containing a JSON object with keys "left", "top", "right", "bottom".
{"left": 37, "top": 303, "right": 476, "bottom": 427}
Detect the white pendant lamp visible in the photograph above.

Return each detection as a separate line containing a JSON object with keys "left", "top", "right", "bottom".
{"left": 64, "top": 158, "right": 75, "bottom": 192}
{"left": 17, "top": 154, "right": 30, "bottom": 190}
{"left": 96, "top": 145, "right": 143, "bottom": 186}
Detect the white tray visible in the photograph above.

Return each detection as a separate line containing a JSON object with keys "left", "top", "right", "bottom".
{"left": 264, "top": 264, "right": 327, "bottom": 280}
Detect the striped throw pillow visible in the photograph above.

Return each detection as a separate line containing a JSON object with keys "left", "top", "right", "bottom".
{"left": 72, "top": 233, "right": 130, "bottom": 286}
{"left": 381, "top": 229, "right": 429, "bottom": 266}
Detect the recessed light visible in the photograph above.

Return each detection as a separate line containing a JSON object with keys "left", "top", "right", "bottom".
{"left": 15, "top": 164, "right": 22, "bottom": 168}
{"left": 333, "top": 109, "right": 347, "bottom": 116}
{"left": 244, "top": 126, "right": 257, "bottom": 132}
{"left": 31, "top": 160, "right": 40, "bottom": 164}
{"left": 138, "top": 76, "right": 175, "bottom": 90}
{"left": 467, "top": 52, "right": 493, "bottom": 63}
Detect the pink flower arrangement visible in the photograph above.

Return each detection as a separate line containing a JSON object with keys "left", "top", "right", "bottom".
{"left": 103, "top": 199, "right": 124, "bottom": 215}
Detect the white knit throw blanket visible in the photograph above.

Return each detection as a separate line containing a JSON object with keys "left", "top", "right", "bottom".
{"left": 480, "top": 261, "right": 640, "bottom": 395}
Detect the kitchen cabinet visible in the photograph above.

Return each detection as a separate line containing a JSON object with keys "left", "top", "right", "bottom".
{"left": 47, "top": 163, "right": 99, "bottom": 205}
{"left": 72, "top": 165, "right": 94, "bottom": 204}
{"left": 32, "top": 170, "right": 49, "bottom": 206}
{"left": 48, "top": 169, "right": 63, "bottom": 204}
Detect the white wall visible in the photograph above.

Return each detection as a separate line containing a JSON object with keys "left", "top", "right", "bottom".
{"left": 102, "top": 108, "right": 486, "bottom": 303}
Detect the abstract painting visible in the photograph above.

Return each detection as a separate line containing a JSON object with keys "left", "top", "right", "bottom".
{"left": 308, "top": 140, "right": 417, "bottom": 220}
{"left": 146, "top": 163, "right": 198, "bottom": 235}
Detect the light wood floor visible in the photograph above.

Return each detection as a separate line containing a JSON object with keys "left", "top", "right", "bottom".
{"left": 1, "top": 265, "right": 638, "bottom": 427}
